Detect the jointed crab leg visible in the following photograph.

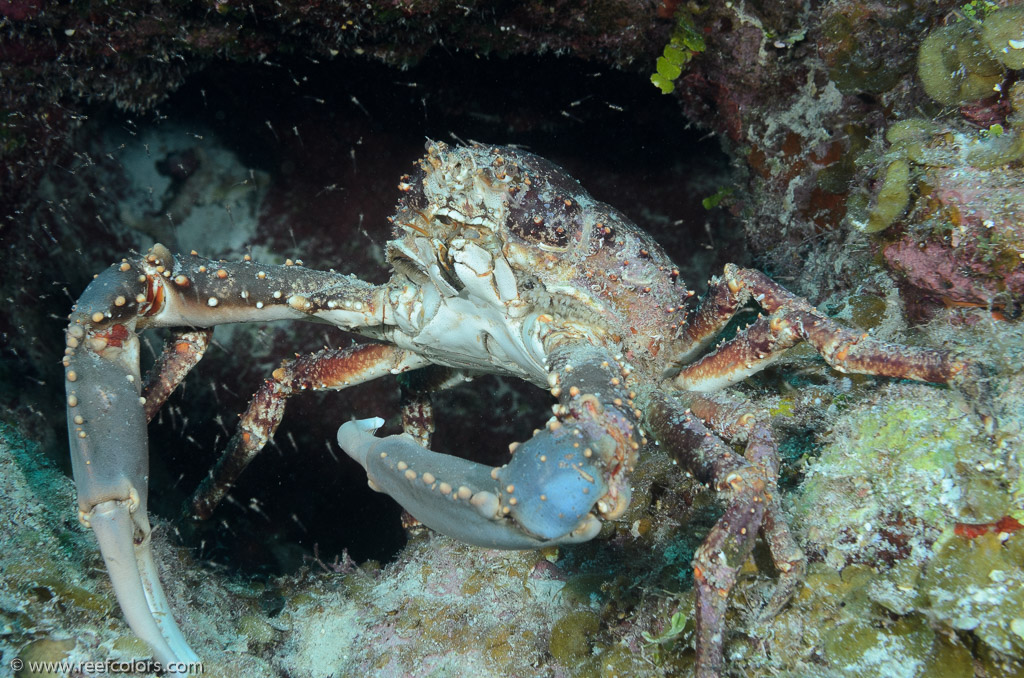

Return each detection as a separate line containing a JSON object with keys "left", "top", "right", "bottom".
{"left": 397, "top": 365, "right": 468, "bottom": 449}
{"left": 674, "top": 269, "right": 748, "bottom": 364}
{"left": 675, "top": 264, "right": 969, "bottom": 391}
{"left": 189, "top": 343, "right": 429, "bottom": 519}
{"left": 672, "top": 391, "right": 805, "bottom": 611}
{"left": 642, "top": 391, "right": 781, "bottom": 678}
{"left": 140, "top": 329, "right": 213, "bottom": 422}
{"left": 659, "top": 264, "right": 974, "bottom": 674}
{"left": 65, "top": 244, "right": 389, "bottom": 664}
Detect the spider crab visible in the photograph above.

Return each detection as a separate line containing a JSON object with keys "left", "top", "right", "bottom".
{"left": 64, "top": 142, "right": 973, "bottom": 676}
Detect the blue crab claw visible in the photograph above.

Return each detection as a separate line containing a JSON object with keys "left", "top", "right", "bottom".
{"left": 64, "top": 243, "right": 390, "bottom": 667}
{"left": 67, "top": 341, "right": 199, "bottom": 671}
{"left": 337, "top": 418, "right": 605, "bottom": 549}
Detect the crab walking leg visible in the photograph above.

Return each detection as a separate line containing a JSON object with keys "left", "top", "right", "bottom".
{"left": 391, "top": 367, "right": 471, "bottom": 532}
{"left": 64, "top": 244, "right": 390, "bottom": 664}
{"left": 670, "top": 390, "right": 805, "bottom": 615}
{"left": 399, "top": 386, "right": 435, "bottom": 450}
{"left": 397, "top": 365, "right": 470, "bottom": 449}
{"left": 673, "top": 270, "right": 747, "bottom": 364}
{"left": 338, "top": 344, "right": 643, "bottom": 549}
{"left": 675, "top": 312, "right": 800, "bottom": 391}
{"left": 675, "top": 264, "right": 970, "bottom": 392}
{"left": 641, "top": 391, "right": 775, "bottom": 678}
{"left": 190, "top": 343, "right": 429, "bottom": 519}
{"left": 730, "top": 418, "right": 805, "bottom": 619}
{"left": 141, "top": 329, "right": 213, "bottom": 422}
{"left": 731, "top": 417, "right": 805, "bottom": 619}
{"left": 670, "top": 387, "right": 766, "bottom": 443}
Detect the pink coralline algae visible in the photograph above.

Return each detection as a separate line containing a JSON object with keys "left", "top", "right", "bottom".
{"left": 883, "top": 162, "right": 1024, "bottom": 314}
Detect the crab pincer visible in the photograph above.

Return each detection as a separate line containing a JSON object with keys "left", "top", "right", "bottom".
{"left": 338, "top": 344, "right": 642, "bottom": 549}
{"left": 64, "top": 243, "right": 387, "bottom": 668}
{"left": 65, "top": 258, "right": 199, "bottom": 670}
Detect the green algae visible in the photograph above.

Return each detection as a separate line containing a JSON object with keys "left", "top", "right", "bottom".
{"left": 238, "top": 614, "right": 278, "bottom": 650}
{"left": 867, "top": 558, "right": 924, "bottom": 616}
{"left": 820, "top": 10, "right": 915, "bottom": 96}
{"left": 813, "top": 531, "right": 1024, "bottom": 673}
{"left": 818, "top": 124, "right": 870, "bottom": 194}
{"left": 771, "top": 359, "right": 1024, "bottom": 676}
{"left": 770, "top": 397, "right": 795, "bottom": 417}
{"left": 799, "top": 399, "right": 969, "bottom": 515}
{"left": 1014, "top": 448, "right": 1024, "bottom": 524}
{"left": 918, "top": 21, "right": 1005, "bottom": 107}
{"left": 915, "top": 5, "right": 1023, "bottom": 109}
{"left": 770, "top": 561, "right": 983, "bottom": 678}
{"left": 701, "top": 186, "right": 734, "bottom": 210}
{"left": 885, "top": 119, "right": 941, "bottom": 165}
{"left": 560, "top": 572, "right": 612, "bottom": 607}
{"left": 792, "top": 387, "right": 1010, "bottom": 571}
{"left": 846, "top": 294, "right": 888, "bottom": 330}
{"left": 16, "top": 638, "right": 76, "bottom": 678}
{"left": 982, "top": 5, "right": 1024, "bottom": 70}
{"left": 919, "top": 531, "right": 1024, "bottom": 657}
{"left": 586, "top": 643, "right": 653, "bottom": 676}
{"left": 872, "top": 77, "right": 1024, "bottom": 224}
{"left": 549, "top": 610, "right": 601, "bottom": 665}
{"left": 110, "top": 635, "right": 152, "bottom": 659}
{"left": 965, "top": 126, "right": 1024, "bottom": 168}
{"left": 640, "top": 610, "right": 688, "bottom": 647}
{"left": 651, "top": 11, "right": 705, "bottom": 95}
{"left": 862, "top": 158, "right": 911, "bottom": 233}
{"left": 822, "top": 615, "right": 932, "bottom": 677}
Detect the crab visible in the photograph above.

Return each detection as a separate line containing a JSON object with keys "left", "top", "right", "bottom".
{"left": 63, "top": 142, "right": 975, "bottom": 676}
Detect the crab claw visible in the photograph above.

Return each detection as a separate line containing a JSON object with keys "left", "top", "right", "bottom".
{"left": 88, "top": 501, "right": 200, "bottom": 669}
{"left": 337, "top": 345, "right": 642, "bottom": 550}
{"left": 338, "top": 418, "right": 605, "bottom": 549}
{"left": 66, "top": 332, "right": 199, "bottom": 670}
{"left": 64, "top": 243, "right": 390, "bottom": 666}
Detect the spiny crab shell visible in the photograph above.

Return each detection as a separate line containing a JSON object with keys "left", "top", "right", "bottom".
{"left": 389, "top": 142, "right": 688, "bottom": 371}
